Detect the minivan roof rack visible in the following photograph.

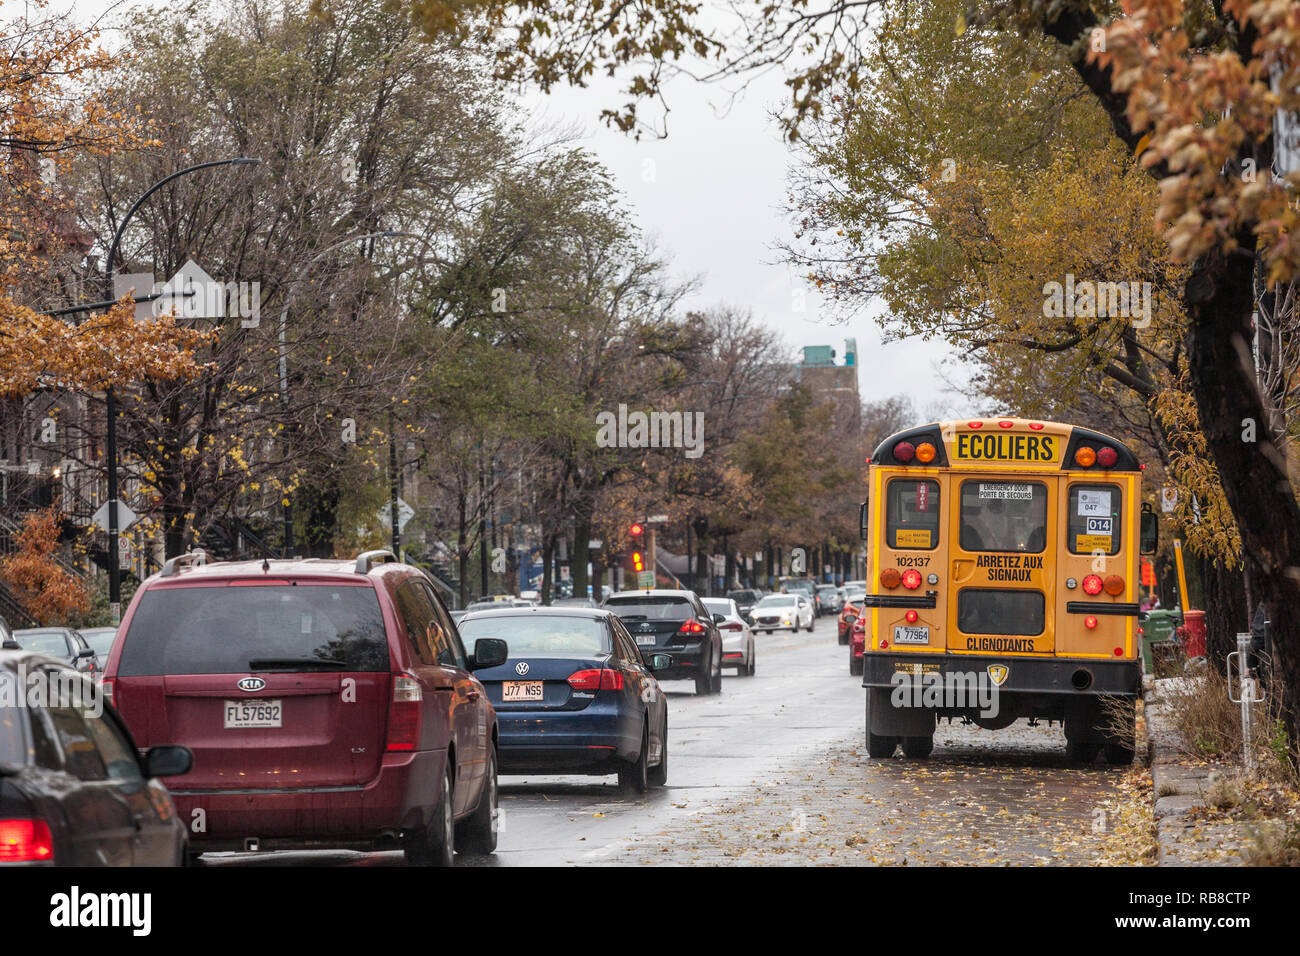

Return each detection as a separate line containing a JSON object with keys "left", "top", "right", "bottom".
{"left": 161, "top": 549, "right": 209, "bottom": 577}
{"left": 355, "top": 549, "right": 398, "bottom": 574}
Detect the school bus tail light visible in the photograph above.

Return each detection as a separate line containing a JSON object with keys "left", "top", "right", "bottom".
{"left": 915, "top": 442, "right": 936, "bottom": 463}
{"left": 905, "top": 610, "right": 918, "bottom": 623}
{"left": 1103, "top": 574, "right": 1125, "bottom": 596}
{"left": 1096, "top": 446, "right": 1118, "bottom": 468}
{"left": 901, "top": 569, "right": 922, "bottom": 590}
{"left": 1081, "top": 574, "right": 1104, "bottom": 595}
{"left": 880, "top": 568, "right": 901, "bottom": 589}
{"left": 893, "top": 441, "right": 915, "bottom": 463}
{"left": 1074, "top": 446, "right": 1097, "bottom": 467}
{"left": 1084, "top": 615, "right": 1098, "bottom": 629}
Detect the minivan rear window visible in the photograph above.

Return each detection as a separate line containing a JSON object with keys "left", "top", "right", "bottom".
{"left": 117, "top": 584, "right": 390, "bottom": 675}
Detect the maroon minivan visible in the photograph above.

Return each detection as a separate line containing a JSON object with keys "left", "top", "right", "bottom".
{"left": 102, "top": 549, "right": 506, "bottom": 866}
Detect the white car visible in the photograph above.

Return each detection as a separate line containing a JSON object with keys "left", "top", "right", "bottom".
{"left": 703, "top": 597, "right": 755, "bottom": 676}
{"left": 749, "top": 593, "right": 815, "bottom": 634}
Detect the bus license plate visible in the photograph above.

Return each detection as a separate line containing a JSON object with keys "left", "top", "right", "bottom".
{"left": 503, "top": 681, "right": 544, "bottom": 702}
{"left": 224, "top": 700, "right": 282, "bottom": 728}
{"left": 893, "top": 625, "right": 930, "bottom": 645}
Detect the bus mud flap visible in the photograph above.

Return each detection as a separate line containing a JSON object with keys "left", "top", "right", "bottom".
{"left": 867, "top": 686, "right": 935, "bottom": 737}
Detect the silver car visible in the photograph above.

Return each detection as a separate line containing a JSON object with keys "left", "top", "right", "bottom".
{"left": 703, "top": 597, "right": 755, "bottom": 676}
{"left": 749, "top": 593, "right": 815, "bottom": 633}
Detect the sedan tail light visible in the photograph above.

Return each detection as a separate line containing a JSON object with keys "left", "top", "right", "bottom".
{"left": 720, "top": 622, "right": 744, "bottom": 631}
{"left": 678, "top": 619, "right": 706, "bottom": 635}
{"left": 385, "top": 674, "right": 423, "bottom": 752}
{"left": 0, "top": 819, "right": 54, "bottom": 863}
{"left": 567, "top": 669, "right": 624, "bottom": 691}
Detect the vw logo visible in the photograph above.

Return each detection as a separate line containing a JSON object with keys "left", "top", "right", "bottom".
{"left": 514, "top": 662, "right": 530, "bottom": 676}
{"left": 238, "top": 677, "right": 266, "bottom": 692}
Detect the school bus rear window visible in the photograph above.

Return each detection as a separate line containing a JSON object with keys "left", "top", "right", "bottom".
{"left": 957, "top": 589, "right": 1046, "bottom": 636}
{"left": 1068, "top": 484, "right": 1121, "bottom": 555}
{"left": 886, "top": 479, "right": 940, "bottom": 550}
{"left": 959, "top": 480, "right": 1047, "bottom": 553}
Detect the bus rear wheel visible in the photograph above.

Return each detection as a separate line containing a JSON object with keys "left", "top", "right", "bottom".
{"left": 902, "top": 735, "right": 933, "bottom": 759}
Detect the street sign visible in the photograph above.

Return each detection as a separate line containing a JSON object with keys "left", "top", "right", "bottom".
{"left": 377, "top": 498, "right": 415, "bottom": 532}
{"left": 637, "top": 570, "right": 654, "bottom": 589}
{"left": 113, "top": 272, "right": 158, "bottom": 322}
{"left": 118, "top": 536, "right": 133, "bottom": 571}
{"left": 1161, "top": 487, "right": 1178, "bottom": 513}
{"left": 92, "top": 501, "right": 137, "bottom": 533}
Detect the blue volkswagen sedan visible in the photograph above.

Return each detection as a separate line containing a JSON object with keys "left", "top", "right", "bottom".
{"left": 457, "top": 607, "right": 669, "bottom": 792}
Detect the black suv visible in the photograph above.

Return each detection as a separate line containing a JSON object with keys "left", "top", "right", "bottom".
{"left": 602, "top": 589, "right": 723, "bottom": 695}
{"left": 725, "top": 589, "right": 763, "bottom": 624}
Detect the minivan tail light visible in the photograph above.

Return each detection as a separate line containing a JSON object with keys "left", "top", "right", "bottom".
{"left": 101, "top": 678, "right": 115, "bottom": 707}
{"left": 386, "top": 674, "right": 423, "bottom": 752}
{"left": 0, "top": 819, "right": 53, "bottom": 862}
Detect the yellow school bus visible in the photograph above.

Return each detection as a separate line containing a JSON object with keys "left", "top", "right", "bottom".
{"left": 857, "top": 418, "right": 1158, "bottom": 763}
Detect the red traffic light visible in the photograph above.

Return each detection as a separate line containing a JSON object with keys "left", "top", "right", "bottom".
{"left": 629, "top": 523, "right": 644, "bottom": 537}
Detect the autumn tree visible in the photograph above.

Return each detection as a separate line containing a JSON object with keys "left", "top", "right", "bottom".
{"left": 0, "top": 507, "right": 89, "bottom": 625}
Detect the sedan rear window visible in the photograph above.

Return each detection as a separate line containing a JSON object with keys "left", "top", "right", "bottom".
{"left": 603, "top": 596, "right": 693, "bottom": 621}
{"left": 0, "top": 673, "right": 27, "bottom": 766}
{"left": 756, "top": 595, "right": 797, "bottom": 607}
{"left": 11, "top": 631, "right": 69, "bottom": 659}
{"left": 117, "top": 584, "right": 390, "bottom": 675}
{"left": 458, "top": 615, "right": 608, "bottom": 658}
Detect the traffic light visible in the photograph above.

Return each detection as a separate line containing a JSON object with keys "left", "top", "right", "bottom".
{"left": 631, "top": 551, "right": 645, "bottom": 573}
{"left": 629, "top": 522, "right": 644, "bottom": 538}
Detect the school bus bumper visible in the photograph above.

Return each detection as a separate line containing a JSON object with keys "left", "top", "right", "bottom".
{"left": 861, "top": 653, "right": 1141, "bottom": 698}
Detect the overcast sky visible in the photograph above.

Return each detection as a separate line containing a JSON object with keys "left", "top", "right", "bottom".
{"left": 68, "top": 0, "right": 977, "bottom": 418}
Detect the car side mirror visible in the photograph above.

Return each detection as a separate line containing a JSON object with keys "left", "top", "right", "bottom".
{"left": 470, "top": 637, "right": 508, "bottom": 670}
{"left": 1140, "top": 506, "right": 1158, "bottom": 555}
{"left": 76, "top": 647, "right": 96, "bottom": 660}
{"left": 647, "top": 653, "right": 672, "bottom": 672}
{"left": 144, "top": 745, "right": 193, "bottom": 778}
{"left": 713, "top": 612, "right": 726, "bottom": 623}
{"left": 860, "top": 500, "right": 869, "bottom": 540}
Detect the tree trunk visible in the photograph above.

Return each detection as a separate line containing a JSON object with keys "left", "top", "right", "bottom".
{"left": 573, "top": 514, "right": 590, "bottom": 601}
{"left": 1185, "top": 236, "right": 1300, "bottom": 762}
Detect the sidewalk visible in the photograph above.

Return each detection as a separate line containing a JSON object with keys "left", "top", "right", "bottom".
{"left": 1144, "top": 677, "right": 1272, "bottom": 865}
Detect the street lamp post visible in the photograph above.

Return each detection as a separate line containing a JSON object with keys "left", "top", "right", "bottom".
{"left": 102, "top": 157, "right": 260, "bottom": 623}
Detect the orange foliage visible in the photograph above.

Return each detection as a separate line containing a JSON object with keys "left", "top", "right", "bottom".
{"left": 0, "top": 507, "right": 90, "bottom": 626}
{"left": 0, "top": 3, "right": 205, "bottom": 397}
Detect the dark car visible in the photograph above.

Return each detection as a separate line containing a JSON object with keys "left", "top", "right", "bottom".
{"left": 103, "top": 549, "right": 506, "bottom": 866}
{"left": 725, "top": 588, "right": 762, "bottom": 623}
{"left": 816, "top": 585, "right": 845, "bottom": 615}
{"left": 602, "top": 589, "right": 723, "bottom": 695}
{"left": 458, "top": 607, "right": 669, "bottom": 790}
{"left": 11, "top": 627, "right": 98, "bottom": 677}
{"left": 0, "top": 645, "right": 194, "bottom": 866}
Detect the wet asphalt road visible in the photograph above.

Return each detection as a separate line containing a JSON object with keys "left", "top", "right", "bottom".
{"left": 197, "top": 616, "right": 1127, "bottom": 867}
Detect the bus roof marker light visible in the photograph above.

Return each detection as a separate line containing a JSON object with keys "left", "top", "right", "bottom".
{"left": 1028, "top": 422, "right": 1045, "bottom": 430}
{"left": 967, "top": 421, "right": 983, "bottom": 429}
{"left": 1074, "top": 446, "right": 1097, "bottom": 467}
{"left": 997, "top": 420, "right": 1013, "bottom": 428}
